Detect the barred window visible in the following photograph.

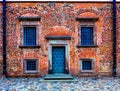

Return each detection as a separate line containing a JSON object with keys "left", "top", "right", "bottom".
{"left": 19, "top": 17, "right": 41, "bottom": 48}
{"left": 80, "top": 59, "right": 95, "bottom": 72}
{"left": 24, "top": 27, "right": 36, "bottom": 46}
{"left": 82, "top": 60, "right": 92, "bottom": 70}
{"left": 81, "top": 27, "right": 94, "bottom": 46}
{"left": 26, "top": 60, "right": 37, "bottom": 71}
{"left": 24, "top": 59, "right": 38, "bottom": 74}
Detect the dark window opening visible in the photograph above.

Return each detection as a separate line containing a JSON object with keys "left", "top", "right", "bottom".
{"left": 82, "top": 60, "right": 92, "bottom": 70}
{"left": 24, "top": 59, "right": 38, "bottom": 73}
{"left": 81, "top": 27, "right": 94, "bottom": 46}
{"left": 24, "top": 27, "right": 36, "bottom": 46}
{"left": 26, "top": 60, "right": 37, "bottom": 71}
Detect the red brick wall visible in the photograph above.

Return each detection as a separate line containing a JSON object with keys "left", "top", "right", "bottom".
{"left": 1, "top": 2, "right": 118, "bottom": 77}
{"left": 116, "top": 3, "right": 120, "bottom": 77}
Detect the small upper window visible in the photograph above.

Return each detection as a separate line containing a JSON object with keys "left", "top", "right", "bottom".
{"left": 81, "top": 27, "right": 94, "bottom": 46}
{"left": 24, "top": 27, "right": 36, "bottom": 46}
{"left": 76, "top": 17, "right": 98, "bottom": 48}
{"left": 19, "top": 16, "right": 41, "bottom": 48}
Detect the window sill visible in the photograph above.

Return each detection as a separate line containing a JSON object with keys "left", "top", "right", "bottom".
{"left": 76, "top": 45, "right": 98, "bottom": 48}
{"left": 46, "top": 36, "right": 72, "bottom": 40}
{"left": 19, "top": 45, "right": 41, "bottom": 48}
{"left": 24, "top": 71, "right": 39, "bottom": 74}
{"left": 80, "top": 70, "right": 95, "bottom": 73}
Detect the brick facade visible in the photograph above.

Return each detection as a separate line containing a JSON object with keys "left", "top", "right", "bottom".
{"left": 0, "top": 2, "right": 120, "bottom": 77}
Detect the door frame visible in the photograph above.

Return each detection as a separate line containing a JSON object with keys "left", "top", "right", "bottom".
{"left": 48, "top": 40, "right": 70, "bottom": 74}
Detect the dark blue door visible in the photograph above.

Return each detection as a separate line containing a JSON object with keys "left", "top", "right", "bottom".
{"left": 52, "top": 46, "right": 65, "bottom": 73}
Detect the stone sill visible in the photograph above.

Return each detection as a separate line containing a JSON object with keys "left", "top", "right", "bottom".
{"left": 46, "top": 36, "right": 72, "bottom": 40}
{"left": 19, "top": 45, "right": 41, "bottom": 49}
{"left": 76, "top": 45, "right": 98, "bottom": 48}
{"left": 24, "top": 71, "right": 39, "bottom": 74}
{"left": 80, "top": 70, "right": 95, "bottom": 73}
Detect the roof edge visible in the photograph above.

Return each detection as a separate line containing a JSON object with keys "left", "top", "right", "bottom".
{"left": 0, "top": 0, "right": 119, "bottom": 2}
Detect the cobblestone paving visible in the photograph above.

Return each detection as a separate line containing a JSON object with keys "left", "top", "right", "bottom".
{"left": 0, "top": 77, "right": 120, "bottom": 91}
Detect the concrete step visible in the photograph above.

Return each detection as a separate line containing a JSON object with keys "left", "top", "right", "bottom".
{"left": 44, "top": 74, "right": 74, "bottom": 80}
{"left": 40, "top": 78, "right": 78, "bottom": 82}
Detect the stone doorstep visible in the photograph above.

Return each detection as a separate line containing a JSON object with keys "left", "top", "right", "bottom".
{"left": 40, "top": 78, "right": 79, "bottom": 82}
{"left": 43, "top": 74, "right": 78, "bottom": 81}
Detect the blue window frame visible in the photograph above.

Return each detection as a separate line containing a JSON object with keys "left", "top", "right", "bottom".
{"left": 24, "top": 27, "right": 36, "bottom": 46}
{"left": 26, "top": 60, "right": 37, "bottom": 71}
{"left": 82, "top": 60, "right": 92, "bottom": 70}
{"left": 81, "top": 27, "right": 94, "bottom": 46}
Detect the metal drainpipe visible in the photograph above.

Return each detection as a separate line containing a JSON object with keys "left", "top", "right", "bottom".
{"left": 113, "top": 0, "right": 117, "bottom": 77}
{"left": 2, "top": 0, "right": 7, "bottom": 76}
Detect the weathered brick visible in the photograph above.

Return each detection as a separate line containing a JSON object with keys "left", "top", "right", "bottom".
{"left": 0, "top": 2, "right": 119, "bottom": 77}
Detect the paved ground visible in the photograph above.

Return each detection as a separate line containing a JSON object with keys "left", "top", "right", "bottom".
{"left": 0, "top": 77, "right": 120, "bottom": 91}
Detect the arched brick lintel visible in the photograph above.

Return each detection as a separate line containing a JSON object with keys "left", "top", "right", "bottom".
{"left": 45, "top": 26, "right": 72, "bottom": 36}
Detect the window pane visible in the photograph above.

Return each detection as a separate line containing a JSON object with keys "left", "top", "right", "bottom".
{"left": 26, "top": 60, "right": 36, "bottom": 71}
{"left": 81, "top": 27, "right": 94, "bottom": 46}
{"left": 82, "top": 60, "right": 92, "bottom": 70}
{"left": 24, "top": 27, "right": 36, "bottom": 46}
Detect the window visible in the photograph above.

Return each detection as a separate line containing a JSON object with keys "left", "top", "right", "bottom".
{"left": 24, "top": 59, "right": 39, "bottom": 73}
{"left": 81, "top": 27, "right": 94, "bottom": 46}
{"left": 24, "top": 27, "right": 36, "bottom": 46}
{"left": 76, "top": 17, "right": 98, "bottom": 48}
{"left": 19, "top": 16, "right": 41, "bottom": 48}
{"left": 26, "top": 60, "right": 37, "bottom": 71}
{"left": 80, "top": 59, "right": 95, "bottom": 72}
{"left": 82, "top": 60, "right": 92, "bottom": 70}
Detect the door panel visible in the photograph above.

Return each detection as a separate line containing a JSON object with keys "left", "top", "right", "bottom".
{"left": 52, "top": 46, "right": 65, "bottom": 73}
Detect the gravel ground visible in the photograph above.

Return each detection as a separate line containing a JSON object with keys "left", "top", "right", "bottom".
{"left": 0, "top": 77, "right": 120, "bottom": 91}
